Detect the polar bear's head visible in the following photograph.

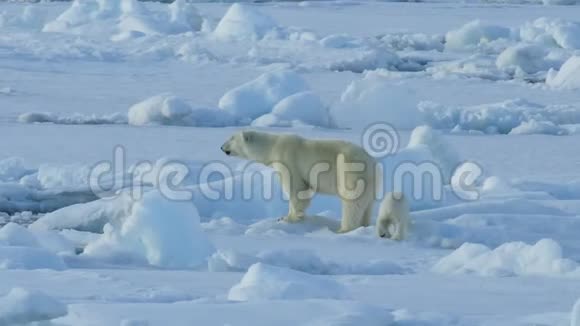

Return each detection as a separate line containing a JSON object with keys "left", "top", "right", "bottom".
{"left": 221, "top": 130, "right": 270, "bottom": 162}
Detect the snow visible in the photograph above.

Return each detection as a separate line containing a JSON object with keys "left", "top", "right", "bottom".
{"left": 0, "top": 288, "right": 67, "bottom": 325}
{"left": 254, "top": 91, "right": 331, "bottom": 128}
{"left": 0, "top": 6, "right": 46, "bottom": 31}
{"left": 2, "top": 1, "right": 580, "bottom": 325}
{"left": 407, "top": 125, "right": 460, "bottom": 183}
{"left": 0, "top": 246, "right": 66, "bottom": 270}
{"left": 227, "top": 263, "right": 349, "bottom": 301}
{"left": 209, "top": 248, "right": 408, "bottom": 275}
{"left": 419, "top": 98, "right": 580, "bottom": 134}
{"left": 0, "top": 158, "right": 32, "bottom": 182}
{"left": 445, "top": 20, "right": 512, "bottom": 51}
{"left": 218, "top": 70, "right": 310, "bottom": 122}
{"left": 433, "top": 239, "right": 580, "bottom": 277}
{"left": 0, "top": 222, "right": 73, "bottom": 270}
{"left": 167, "top": 0, "right": 203, "bottom": 34}
{"left": 572, "top": 298, "right": 580, "bottom": 326}
{"left": 547, "top": 55, "right": 580, "bottom": 89}
{"left": 213, "top": 3, "right": 280, "bottom": 41}
{"left": 509, "top": 119, "right": 568, "bottom": 135}
{"left": 128, "top": 93, "right": 195, "bottom": 126}
{"left": 331, "top": 71, "right": 421, "bottom": 130}
{"left": 19, "top": 111, "right": 128, "bottom": 125}
{"left": 43, "top": 0, "right": 203, "bottom": 39}
{"left": 519, "top": 18, "right": 580, "bottom": 50}
{"left": 496, "top": 43, "right": 556, "bottom": 74}
{"left": 31, "top": 193, "right": 132, "bottom": 232}
{"left": 83, "top": 190, "right": 214, "bottom": 269}
{"left": 0, "top": 223, "right": 39, "bottom": 248}
{"left": 127, "top": 94, "right": 235, "bottom": 127}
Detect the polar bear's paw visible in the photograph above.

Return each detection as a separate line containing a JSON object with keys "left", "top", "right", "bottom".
{"left": 336, "top": 227, "right": 353, "bottom": 234}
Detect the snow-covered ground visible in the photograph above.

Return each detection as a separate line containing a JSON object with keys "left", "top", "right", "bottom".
{"left": 2, "top": 0, "right": 580, "bottom": 325}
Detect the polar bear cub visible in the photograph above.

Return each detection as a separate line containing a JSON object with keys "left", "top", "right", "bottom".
{"left": 376, "top": 192, "right": 410, "bottom": 240}
{"left": 221, "top": 130, "right": 409, "bottom": 239}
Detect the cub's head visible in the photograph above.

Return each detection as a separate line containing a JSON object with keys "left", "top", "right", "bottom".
{"left": 220, "top": 130, "right": 260, "bottom": 160}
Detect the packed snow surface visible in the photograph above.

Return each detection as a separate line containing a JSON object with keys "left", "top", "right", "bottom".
{"left": 2, "top": 1, "right": 580, "bottom": 325}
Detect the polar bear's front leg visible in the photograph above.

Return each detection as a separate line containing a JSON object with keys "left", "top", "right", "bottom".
{"left": 283, "top": 193, "right": 312, "bottom": 223}
{"left": 279, "top": 175, "right": 312, "bottom": 223}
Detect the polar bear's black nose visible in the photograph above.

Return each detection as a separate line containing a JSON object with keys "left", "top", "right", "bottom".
{"left": 221, "top": 146, "right": 231, "bottom": 155}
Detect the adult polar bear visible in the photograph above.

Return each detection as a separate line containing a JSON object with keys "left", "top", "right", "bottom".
{"left": 221, "top": 130, "right": 410, "bottom": 239}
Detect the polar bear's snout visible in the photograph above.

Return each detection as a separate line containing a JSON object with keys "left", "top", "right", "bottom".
{"left": 221, "top": 145, "right": 231, "bottom": 156}
{"left": 221, "top": 137, "right": 234, "bottom": 156}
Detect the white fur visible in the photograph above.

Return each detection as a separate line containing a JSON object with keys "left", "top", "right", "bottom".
{"left": 221, "top": 131, "right": 410, "bottom": 239}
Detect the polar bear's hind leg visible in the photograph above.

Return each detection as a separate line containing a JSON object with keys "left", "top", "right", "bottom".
{"left": 337, "top": 198, "right": 371, "bottom": 233}
{"left": 361, "top": 204, "right": 373, "bottom": 227}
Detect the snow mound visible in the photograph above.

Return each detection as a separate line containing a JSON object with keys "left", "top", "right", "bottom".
{"left": 166, "top": 0, "right": 203, "bottom": 34}
{"left": 0, "top": 246, "right": 66, "bottom": 270}
{"left": 43, "top": 0, "right": 203, "bottom": 38}
{"left": 128, "top": 94, "right": 235, "bottom": 127}
{"left": 128, "top": 94, "right": 191, "bottom": 126}
{"left": 0, "top": 180, "right": 99, "bottom": 216}
{"left": 546, "top": 56, "right": 580, "bottom": 89}
{"left": 43, "top": 0, "right": 120, "bottom": 35}
{"left": 0, "top": 288, "right": 67, "bottom": 325}
{"left": 0, "top": 223, "right": 39, "bottom": 247}
{"left": 253, "top": 91, "right": 331, "bottom": 128}
{"left": 432, "top": 239, "right": 580, "bottom": 277}
{"left": 408, "top": 126, "right": 460, "bottom": 183}
{"left": 445, "top": 20, "right": 512, "bottom": 51}
{"left": 0, "top": 222, "right": 75, "bottom": 259}
{"left": 83, "top": 190, "right": 214, "bottom": 269}
{"left": 219, "top": 70, "right": 309, "bottom": 122}
{"left": 380, "top": 33, "right": 445, "bottom": 51}
{"left": 213, "top": 3, "right": 280, "bottom": 41}
{"left": 228, "top": 263, "right": 349, "bottom": 301}
{"left": 331, "top": 71, "right": 421, "bottom": 130}
{"left": 520, "top": 18, "right": 580, "bottom": 50}
{"left": 419, "top": 99, "right": 580, "bottom": 134}
{"left": 496, "top": 44, "right": 558, "bottom": 74}
{"left": 509, "top": 119, "right": 568, "bottom": 135}
{"left": 19, "top": 111, "right": 127, "bottom": 125}
{"left": 35, "top": 164, "right": 93, "bottom": 190}
{"left": 0, "top": 158, "right": 33, "bottom": 182}
{"left": 30, "top": 193, "right": 132, "bottom": 232}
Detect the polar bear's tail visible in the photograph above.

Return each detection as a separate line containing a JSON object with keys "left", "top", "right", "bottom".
{"left": 376, "top": 192, "right": 410, "bottom": 240}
